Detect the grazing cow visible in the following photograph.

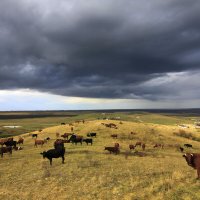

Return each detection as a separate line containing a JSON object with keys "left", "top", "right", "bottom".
{"left": 17, "top": 138, "right": 24, "bottom": 145}
{"left": 184, "top": 144, "right": 193, "bottom": 148}
{"left": 83, "top": 138, "right": 93, "bottom": 145}
{"left": 61, "top": 123, "right": 66, "bottom": 125}
{"left": 111, "top": 134, "right": 118, "bottom": 138}
{"left": 104, "top": 147, "right": 120, "bottom": 154}
{"left": 4, "top": 140, "right": 17, "bottom": 147}
{"left": 135, "top": 142, "right": 142, "bottom": 147}
{"left": 40, "top": 146, "right": 65, "bottom": 165}
{"left": 0, "top": 146, "right": 12, "bottom": 157}
{"left": 61, "top": 133, "right": 71, "bottom": 139}
{"left": 68, "top": 135, "right": 83, "bottom": 145}
{"left": 87, "top": 133, "right": 97, "bottom": 137}
{"left": 129, "top": 144, "right": 135, "bottom": 150}
{"left": 142, "top": 143, "right": 146, "bottom": 151}
{"left": 183, "top": 153, "right": 200, "bottom": 179}
{"left": 114, "top": 143, "right": 120, "bottom": 148}
{"left": 154, "top": 143, "right": 164, "bottom": 148}
{"left": 34, "top": 139, "right": 46, "bottom": 147}
{"left": 39, "top": 129, "right": 43, "bottom": 132}
{"left": 56, "top": 132, "right": 60, "bottom": 138}
{"left": 32, "top": 134, "right": 38, "bottom": 138}
{"left": 180, "top": 147, "right": 184, "bottom": 152}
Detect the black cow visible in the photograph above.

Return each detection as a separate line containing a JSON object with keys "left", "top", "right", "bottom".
{"left": 83, "top": 138, "right": 93, "bottom": 145}
{"left": 32, "top": 134, "right": 38, "bottom": 138}
{"left": 68, "top": 135, "right": 83, "bottom": 145}
{"left": 4, "top": 140, "right": 17, "bottom": 147}
{"left": 184, "top": 144, "right": 193, "bottom": 148}
{"left": 40, "top": 146, "right": 65, "bottom": 165}
{"left": 87, "top": 133, "right": 97, "bottom": 137}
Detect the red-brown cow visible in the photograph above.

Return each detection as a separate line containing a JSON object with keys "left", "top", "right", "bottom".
{"left": 183, "top": 153, "right": 200, "bottom": 179}
{"left": 104, "top": 146, "right": 120, "bottom": 154}
{"left": 17, "top": 137, "right": 24, "bottom": 145}
{"left": 135, "top": 142, "right": 142, "bottom": 147}
{"left": 111, "top": 134, "right": 118, "bottom": 138}
{"left": 34, "top": 139, "right": 46, "bottom": 147}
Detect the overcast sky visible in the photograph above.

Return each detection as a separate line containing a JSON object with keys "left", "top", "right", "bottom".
{"left": 0, "top": 0, "right": 200, "bottom": 110}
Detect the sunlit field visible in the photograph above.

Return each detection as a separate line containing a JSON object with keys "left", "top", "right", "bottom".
{"left": 0, "top": 111, "right": 200, "bottom": 200}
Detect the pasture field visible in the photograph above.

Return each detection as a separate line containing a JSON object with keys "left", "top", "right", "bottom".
{"left": 0, "top": 111, "right": 200, "bottom": 200}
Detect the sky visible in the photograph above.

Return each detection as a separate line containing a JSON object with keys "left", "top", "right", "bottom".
{"left": 0, "top": 0, "right": 200, "bottom": 110}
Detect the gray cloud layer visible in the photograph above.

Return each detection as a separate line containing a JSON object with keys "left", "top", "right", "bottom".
{"left": 0, "top": 0, "right": 200, "bottom": 100}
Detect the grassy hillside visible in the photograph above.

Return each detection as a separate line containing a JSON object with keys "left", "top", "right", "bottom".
{"left": 0, "top": 116, "right": 200, "bottom": 200}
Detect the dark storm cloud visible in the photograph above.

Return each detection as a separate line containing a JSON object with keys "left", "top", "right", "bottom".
{"left": 0, "top": 0, "right": 200, "bottom": 99}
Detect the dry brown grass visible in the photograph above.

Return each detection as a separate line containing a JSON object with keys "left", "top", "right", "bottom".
{"left": 0, "top": 119, "right": 200, "bottom": 200}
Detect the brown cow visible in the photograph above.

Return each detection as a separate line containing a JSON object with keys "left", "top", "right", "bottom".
{"left": 0, "top": 138, "right": 7, "bottom": 146}
{"left": 34, "top": 139, "right": 46, "bottom": 147}
{"left": 129, "top": 144, "right": 135, "bottom": 150}
{"left": 114, "top": 143, "right": 120, "bottom": 148}
{"left": 135, "top": 142, "right": 142, "bottom": 147}
{"left": 71, "top": 127, "right": 74, "bottom": 132}
{"left": 17, "top": 138, "right": 24, "bottom": 145}
{"left": 111, "top": 134, "right": 118, "bottom": 138}
{"left": 0, "top": 146, "right": 12, "bottom": 157}
{"left": 104, "top": 147, "right": 120, "bottom": 154}
{"left": 183, "top": 153, "right": 200, "bottom": 179}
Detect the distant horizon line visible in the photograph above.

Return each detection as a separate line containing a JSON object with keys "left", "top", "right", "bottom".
{"left": 1, "top": 108, "right": 200, "bottom": 112}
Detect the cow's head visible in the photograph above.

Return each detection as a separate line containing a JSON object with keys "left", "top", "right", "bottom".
{"left": 183, "top": 153, "right": 194, "bottom": 166}
{"left": 40, "top": 151, "right": 47, "bottom": 159}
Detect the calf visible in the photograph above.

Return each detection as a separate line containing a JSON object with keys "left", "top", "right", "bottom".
{"left": 0, "top": 146, "right": 12, "bottom": 157}
{"left": 184, "top": 144, "right": 192, "bottom": 148}
{"left": 40, "top": 146, "right": 65, "bottom": 165}
{"left": 87, "top": 133, "right": 97, "bottom": 137}
{"left": 183, "top": 153, "right": 200, "bottom": 179}
{"left": 104, "top": 147, "right": 120, "bottom": 154}
{"left": 129, "top": 144, "right": 135, "bottom": 150}
{"left": 83, "top": 138, "right": 93, "bottom": 145}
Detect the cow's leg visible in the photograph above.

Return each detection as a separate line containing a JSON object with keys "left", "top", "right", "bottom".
{"left": 49, "top": 158, "right": 52, "bottom": 165}
{"left": 197, "top": 168, "right": 200, "bottom": 179}
{"left": 62, "top": 155, "right": 65, "bottom": 164}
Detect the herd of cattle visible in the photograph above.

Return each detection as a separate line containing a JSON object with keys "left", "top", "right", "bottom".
{"left": 0, "top": 120, "right": 200, "bottom": 178}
